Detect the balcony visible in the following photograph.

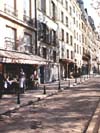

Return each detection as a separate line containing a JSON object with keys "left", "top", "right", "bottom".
{"left": 17, "top": 43, "right": 33, "bottom": 54}
{"left": 4, "top": 4, "right": 18, "bottom": 17}
{"left": 5, "top": 37, "right": 16, "bottom": 51}
{"left": 23, "top": 13, "right": 33, "bottom": 27}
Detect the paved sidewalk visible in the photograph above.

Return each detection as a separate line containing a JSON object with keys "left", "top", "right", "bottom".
{"left": 0, "top": 89, "right": 58, "bottom": 115}
{"left": 0, "top": 75, "right": 97, "bottom": 116}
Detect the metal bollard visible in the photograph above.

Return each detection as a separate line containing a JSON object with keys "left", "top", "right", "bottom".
{"left": 75, "top": 77, "right": 77, "bottom": 83}
{"left": 68, "top": 79, "right": 70, "bottom": 87}
{"left": 43, "top": 85, "right": 46, "bottom": 94}
{"left": 17, "top": 92, "right": 20, "bottom": 104}
{"left": 17, "top": 87, "right": 20, "bottom": 104}
{"left": 58, "top": 80, "right": 61, "bottom": 91}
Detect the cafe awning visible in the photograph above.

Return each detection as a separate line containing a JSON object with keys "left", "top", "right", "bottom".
{"left": 0, "top": 50, "right": 48, "bottom": 65}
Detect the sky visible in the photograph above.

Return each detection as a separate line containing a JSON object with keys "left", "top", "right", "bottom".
{"left": 83, "top": 0, "right": 100, "bottom": 29}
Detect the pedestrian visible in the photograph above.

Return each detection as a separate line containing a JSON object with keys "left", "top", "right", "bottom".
{"left": 19, "top": 69, "right": 26, "bottom": 93}
{"left": 29, "top": 73, "right": 34, "bottom": 89}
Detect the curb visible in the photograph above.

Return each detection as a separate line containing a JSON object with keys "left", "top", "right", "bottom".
{"left": 83, "top": 98, "right": 100, "bottom": 133}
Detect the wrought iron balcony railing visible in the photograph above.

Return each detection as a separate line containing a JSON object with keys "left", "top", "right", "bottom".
{"left": 5, "top": 37, "right": 16, "bottom": 50}
{"left": 4, "top": 4, "right": 18, "bottom": 17}
{"left": 23, "top": 12, "right": 33, "bottom": 27}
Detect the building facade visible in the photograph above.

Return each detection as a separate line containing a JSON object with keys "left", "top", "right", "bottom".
{"left": 0, "top": 0, "right": 100, "bottom": 87}
{"left": 0, "top": 0, "right": 47, "bottom": 87}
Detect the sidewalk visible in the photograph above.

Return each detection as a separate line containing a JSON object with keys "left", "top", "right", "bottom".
{"left": 0, "top": 89, "right": 58, "bottom": 115}
{"left": 0, "top": 75, "right": 96, "bottom": 116}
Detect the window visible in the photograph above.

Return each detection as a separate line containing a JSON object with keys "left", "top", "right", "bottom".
{"left": 23, "top": 0, "right": 32, "bottom": 25}
{"left": 51, "top": 30, "right": 56, "bottom": 44}
{"left": 5, "top": 26, "right": 16, "bottom": 50}
{"left": 69, "top": 6, "right": 72, "bottom": 16}
{"left": 23, "top": 33, "right": 32, "bottom": 53}
{"left": 74, "top": 43, "right": 76, "bottom": 52}
{"left": 65, "top": 1, "right": 68, "bottom": 10}
{"left": 61, "top": 29, "right": 64, "bottom": 41}
{"left": 66, "top": 16, "right": 68, "bottom": 27}
{"left": 71, "top": 51, "right": 73, "bottom": 59}
{"left": 73, "top": 6, "right": 75, "bottom": 13}
{"left": 43, "top": 47, "right": 47, "bottom": 59}
{"left": 67, "top": 49, "right": 69, "bottom": 58}
{"left": 4, "top": 0, "right": 17, "bottom": 17}
{"left": 74, "top": 30, "right": 76, "bottom": 39}
{"left": 53, "top": 51, "right": 56, "bottom": 62}
{"left": 70, "top": 35, "right": 73, "bottom": 46}
{"left": 51, "top": 1, "right": 56, "bottom": 20}
{"left": 61, "top": 11, "right": 64, "bottom": 23}
{"left": 77, "top": 45, "right": 79, "bottom": 53}
{"left": 66, "top": 32, "right": 69, "bottom": 44}
{"left": 23, "top": 0, "right": 30, "bottom": 17}
{"left": 80, "top": 46, "right": 81, "bottom": 54}
{"left": 61, "top": 0, "right": 63, "bottom": 5}
{"left": 41, "top": 0, "right": 46, "bottom": 13}
{"left": 73, "top": 17, "right": 75, "bottom": 24}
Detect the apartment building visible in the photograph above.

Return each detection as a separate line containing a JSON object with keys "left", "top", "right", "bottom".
{"left": 73, "top": 0, "right": 82, "bottom": 74}
{"left": 88, "top": 16, "right": 97, "bottom": 74}
{"left": 57, "top": 0, "right": 74, "bottom": 79}
{"left": 95, "top": 32, "right": 100, "bottom": 73}
{"left": 36, "top": 0, "right": 59, "bottom": 83}
{"left": 0, "top": 0, "right": 47, "bottom": 84}
{"left": 0, "top": 0, "right": 99, "bottom": 86}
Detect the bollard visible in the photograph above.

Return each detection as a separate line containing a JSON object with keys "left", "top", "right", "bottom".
{"left": 17, "top": 92, "right": 20, "bottom": 104}
{"left": 80, "top": 75, "right": 81, "bottom": 83}
{"left": 43, "top": 85, "right": 46, "bottom": 94}
{"left": 68, "top": 79, "right": 70, "bottom": 87}
{"left": 75, "top": 77, "right": 77, "bottom": 83}
{"left": 58, "top": 80, "right": 61, "bottom": 91}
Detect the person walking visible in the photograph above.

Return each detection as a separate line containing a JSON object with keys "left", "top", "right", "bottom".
{"left": 19, "top": 69, "right": 26, "bottom": 93}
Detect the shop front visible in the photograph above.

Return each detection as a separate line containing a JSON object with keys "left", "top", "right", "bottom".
{"left": 0, "top": 49, "right": 47, "bottom": 93}
{"left": 59, "top": 59, "right": 74, "bottom": 79}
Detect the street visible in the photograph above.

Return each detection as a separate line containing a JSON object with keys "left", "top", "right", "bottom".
{"left": 0, "top": 77, "right": 100, "bottom": 133}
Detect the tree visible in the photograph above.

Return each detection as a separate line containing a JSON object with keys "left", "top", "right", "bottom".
{"left": 91, "top": 0, "right": 100, "bottom": 16}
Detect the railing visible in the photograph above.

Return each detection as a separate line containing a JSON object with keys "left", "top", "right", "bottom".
{"left": 23, "top": 14, "right": 33, "bottom": 27}
{"left": 4, "top": 4, "right": 18, "bottom": 17}
{"left": 5, "top": 37, "right": 16, "bottom": 50}
{"left": 18, "top": 43, "right": 33, "bottom": 54}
